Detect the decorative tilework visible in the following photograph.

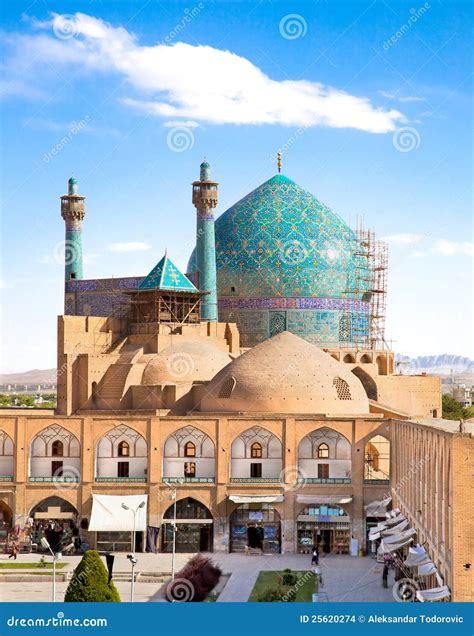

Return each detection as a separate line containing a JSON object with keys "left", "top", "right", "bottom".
{"left": 139, "top": 254, "right": 198, "bottom": 292}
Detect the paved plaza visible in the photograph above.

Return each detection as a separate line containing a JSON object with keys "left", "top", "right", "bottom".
{"left": 0, "top": 552, "right": 395, "bottom": 603}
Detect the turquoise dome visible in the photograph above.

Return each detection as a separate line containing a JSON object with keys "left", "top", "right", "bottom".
{"left": 189, "top": 174, "right": 366, "bottom": 299}
{"left": 188, "top": 173, "right": 370, "bottom": 346}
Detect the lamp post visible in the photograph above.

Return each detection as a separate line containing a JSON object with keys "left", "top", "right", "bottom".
{"left": 163, "top": 481, "right": 177, "bottom": 581}
{"left": 40, "top": 537, "right": 60, "bottom": 602}
{"left": 121, "top": 501, "right": 145, "bottom": 553}
{"left": 121, "top": 501, "right": 145, "bottom": 603}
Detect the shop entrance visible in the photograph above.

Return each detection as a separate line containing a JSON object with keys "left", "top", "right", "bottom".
{"left": 230, "top": 503, "right": 280, "bottom": 553}
{"left": 297, "top": 505, "right": 351, "bottom": 554}
{"left": 162, "top": 497, "right": 213, "bottom": 553}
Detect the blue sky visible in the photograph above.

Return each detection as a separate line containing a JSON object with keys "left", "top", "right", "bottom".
{"left": 1, "top": 0, "right": 472, "bottom": 372}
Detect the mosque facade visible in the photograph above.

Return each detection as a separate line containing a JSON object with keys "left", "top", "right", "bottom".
{"left": 0, "top": 162, "right": 472, "bottom": 602}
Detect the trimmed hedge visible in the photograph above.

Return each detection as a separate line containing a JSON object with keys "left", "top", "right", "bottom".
{"left": 64, "top": 550, "right": 121, "bottom": 602}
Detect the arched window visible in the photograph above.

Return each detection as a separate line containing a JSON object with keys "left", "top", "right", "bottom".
{"left": 366, "top": 443, "right": 380, "bottom": 471}
{"left": 333, "top": 377, "right": 352, "bottom": 400}
{"left": 317, "top": 443, "right": 329, "bottom": 458}
{"left": 364, "top": 435, "right": 390, "bottom": 481}
{"left": 118, "top": 441, "right": 130, "bottom": 457}
{"left": 184, "top": 441, "right": 196, "bottom": 457}
{"left": 250, "top": 442, "right": 262, "bottom": 458}
{"left": 51, "top": 440, "right": 63, "bottom": 457}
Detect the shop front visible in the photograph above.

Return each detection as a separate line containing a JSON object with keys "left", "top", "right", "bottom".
{"left": 296, "top": 495, "right": 352, "bottom": 554}
{"left": 228, "top": 495, "right": 283, "bottom": 553}
{"left": 162, "top": 497, "right": 213, "bottom": 553}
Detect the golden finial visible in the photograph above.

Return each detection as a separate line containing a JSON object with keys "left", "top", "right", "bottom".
{"left": 277, "top": 151, "right": 282, "bottom": 174}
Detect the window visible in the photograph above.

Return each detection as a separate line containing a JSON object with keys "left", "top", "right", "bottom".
{"left": 51, "top": 461, "right": 63, "bottom": 477}
{"left": 184, "top": 462, "right": 196, "bottom": 478}
{"left": 218, "top": 376, "right": 236, "bottom": 399}
{"left": 317, "top": 443, "right": 329, "bottom": 458}
{"left": 318, "top": 464, "right": 329, "bottom": 479}
{"left": 250, "top": 463, "right": 262, "bottom": 478}
{"left": 184, "top": 441, "right": 196, "bottom": 458}
{"left": 333, "top": 377, "right": 352, "bottom": 400}
{"left": 118, "top": 441, "right": 130, "bottom": 457}
{"left": 366, "top": 443, "right": 380, "bottom": 472}
{"left": 51, "top": 440, "right": 64, "bottom": 457}
{"left": 250, "top": 442, "right": 263, "bottom": 458}
{"left": 117, "top": 462, "right": 129, "bottom": 478}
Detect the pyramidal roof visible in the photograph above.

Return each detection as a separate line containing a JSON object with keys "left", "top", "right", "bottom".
{"left": 139, "top": 253, "right": 198, "bottom": 292}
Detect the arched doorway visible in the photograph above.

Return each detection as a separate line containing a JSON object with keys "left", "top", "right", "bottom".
{"left": 364, "top": 435, "right": 390, "bottom": 482}
{"left": 162, "top": 497, "right": 213, "bottom": 553}
{"left": 0, "top": 501, "right": 13, "bottom": 545}
{"left": 297, "top": 504, "right": 350, "bottom": 554}
{"left": 229, "top": 503, "right": 281, "bottom": 553}
{"left": 29, "top": 497, "right": 79, "bottom": 552}
{"left": 351, "top": 367, "right": 378, "bottom": 401}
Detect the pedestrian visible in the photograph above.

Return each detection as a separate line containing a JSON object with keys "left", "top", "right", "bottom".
{"left": 311, "top": 547, "right": 319, "bottom": 566}
{"left": 8, "top": 541, "right": 18, "bottom": 560}
{"left": 382, "top": 564, "right": 389, "bottom": 588}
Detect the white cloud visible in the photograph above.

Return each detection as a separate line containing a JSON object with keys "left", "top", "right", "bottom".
{"left": 5, "top": 12, "right": 405, "bottom": 133}
{"left": 434, "top": 240, "right": 474, "bottom": 257}
{"left": 382, "top": 233, "right": 424, "bottom": 245}
{"left": 163, "top": 120, "right": 200, "bottom": 129}
{"left": 108, "top": 242, "right": 151, "bottom": 253}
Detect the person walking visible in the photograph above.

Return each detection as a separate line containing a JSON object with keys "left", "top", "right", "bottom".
{"left": 311, "top": 547, "right": 319, "bottom": 566}
{"left": 8, "top": 541, "right": 18, "bottom": 560}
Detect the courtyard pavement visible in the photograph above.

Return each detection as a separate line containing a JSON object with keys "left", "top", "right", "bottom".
{"left": 0, "top": 552, "right": 395, "bottom": 603}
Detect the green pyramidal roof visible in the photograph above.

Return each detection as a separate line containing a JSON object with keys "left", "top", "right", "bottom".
{"left": 139, "top": 253, "right": 198, "bottom": 292}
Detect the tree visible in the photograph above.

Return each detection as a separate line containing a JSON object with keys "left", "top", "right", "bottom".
{"left": 64, "top": 550, "right": 121, "bottom": 602}
{"left": 442, "top": 394, "right": 467, "bottom": 420}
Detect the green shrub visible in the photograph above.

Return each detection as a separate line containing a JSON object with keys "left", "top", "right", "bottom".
{"left": 64, "top": 550, "right": 120, "bottom": 602}
{"left": 281, "top": 568, "right": 297, "bottom": 586}
{"left": 257, "top": 585, "right": 295, "bottom": 602}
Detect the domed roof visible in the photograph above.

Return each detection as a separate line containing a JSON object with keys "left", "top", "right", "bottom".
{"left": 188, "top": 174, "right": 366, "bottom": 299}
{"left": 142, "top": 341, "right": 232, "bottom": 385}
{"left": 199, "top": 331, "right": 369, "bottom": 415}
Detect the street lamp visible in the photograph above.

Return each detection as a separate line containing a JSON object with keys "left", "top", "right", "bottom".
{"left": 41, "top": 537, "right": 60, "bottom": 602}
{"left": 121, "top": 501, "right": 145, "bottom": 553}
{"left": 163, "top": 481, "right": 177, "bottom": 581}
{"left": 121, "top": 500, "right": 145, "bottom": 603}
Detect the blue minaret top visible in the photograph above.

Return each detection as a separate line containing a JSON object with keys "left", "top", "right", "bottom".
{"left": 200, "top": 160, "right": 211, "bottom": 182}
{"left": 68, "top": 175, "right": 78, "bottom": 195}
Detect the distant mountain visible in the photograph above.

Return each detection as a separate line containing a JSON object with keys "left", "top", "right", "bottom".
{"left": 395, "top": 354, "right": 474, "bottom": 376}
{"left": 0, "top": 369, "right": 56, "bottom": 385}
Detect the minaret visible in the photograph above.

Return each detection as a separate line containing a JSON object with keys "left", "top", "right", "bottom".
{"left": 192, "top": 161, "right": 218, "bottom": 322}
{"left": 60, "top": 176, "right": 85, "bottom": 281}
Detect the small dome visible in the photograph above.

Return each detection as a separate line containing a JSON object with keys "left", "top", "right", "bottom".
{"left": 68, "top": 176, "right": 78, "bottom": 195}
{"left": 200, "top": 160, "right": 211, "bottom": 181}
{"left": 142, "top": 341, "right": 231, "bottom": 385}
{"left": 200, "top": 331, "right": 369, "bottom": 415}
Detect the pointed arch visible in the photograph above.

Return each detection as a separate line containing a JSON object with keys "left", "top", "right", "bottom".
{"left": 163, "top": 426, "right": 215, "bottom": 481}
{"left": 95, "top": 424, "right": 147, "bottom": 481}
{"left": 364, "top": 434, "right": 390, "bottom": 481}
{"left": 351, "top": 367, "right": 378, "bottom": 401}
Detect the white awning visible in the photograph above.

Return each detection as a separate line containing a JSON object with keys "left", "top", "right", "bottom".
{"left": 296, "top": 495, "right": 352, "bottom": 505}
{"left": 228, "top": 495, "right": 284, "bottom": 504}
{"left": 418, "top": 562, "right": 437, "bottom": 577}
{"left": 403, "top": 545, "right": 430, "bottom": 567}
{"left": 365, "top": 497, "right": 391, "bottom": 517}
{"left": 382, "top": 528, "right": 416, "bottom": 545}
{"left": 384, "top": 513, "right": 406, "bottom": 527}
{"left": 416, "top": 586, "right": 451, "bottom": 602}
{"left": 89, "top": 494, "right": 148, "bottom": 531}
{"left": 382, "top": 519, "right": 409, "bottom": 535}
{"left": 381, "top": 536, "right": 413, "bottom": 552}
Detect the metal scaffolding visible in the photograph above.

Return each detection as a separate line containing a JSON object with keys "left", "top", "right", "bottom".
{"left": 358, "top": 226, "right": 389, "bottom": 349}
